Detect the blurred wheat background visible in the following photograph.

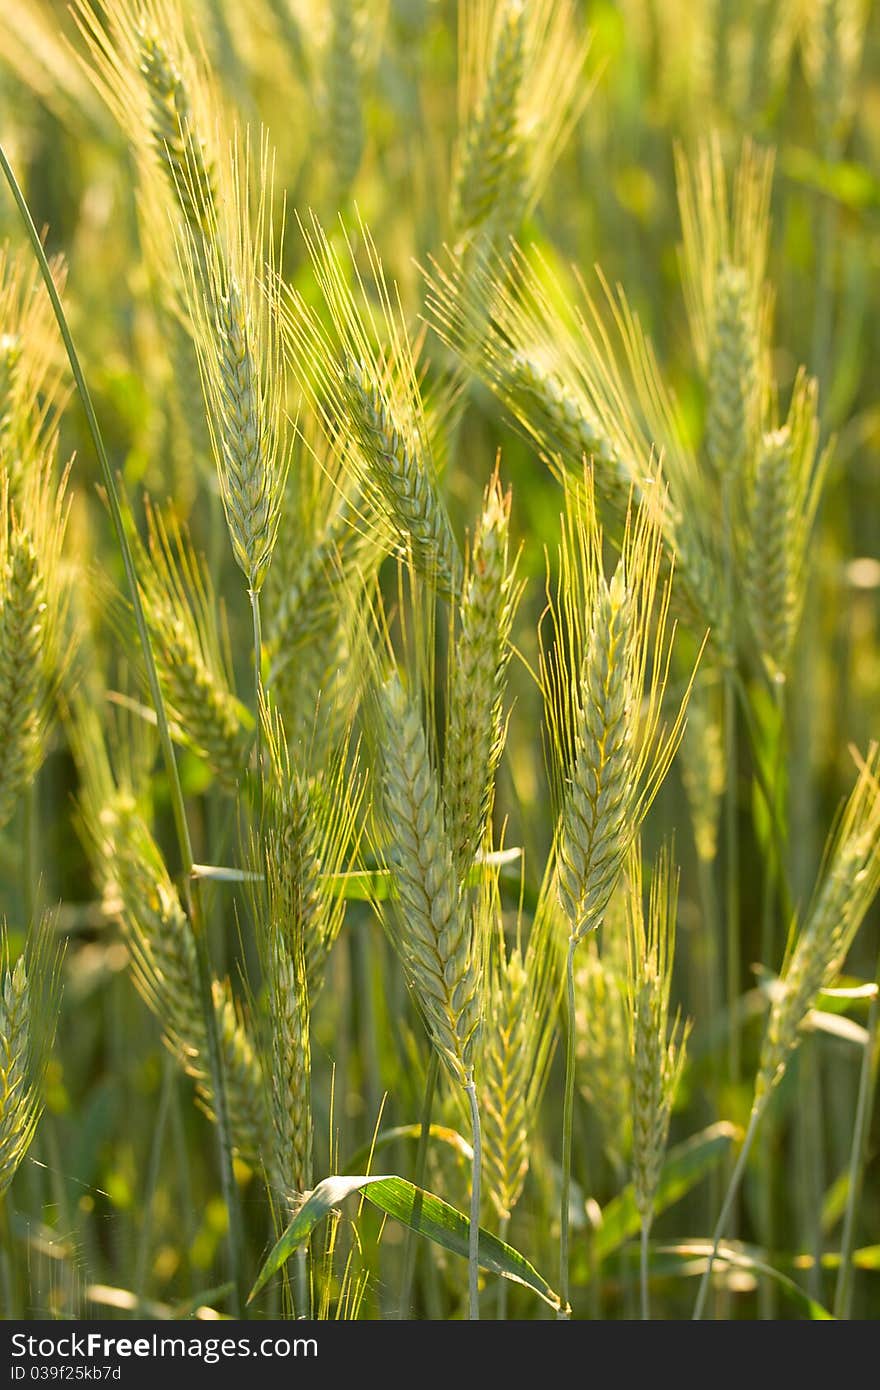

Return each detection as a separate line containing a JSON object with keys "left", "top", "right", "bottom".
{"left": 0, "top": 0, "right": 879, "bottom": 1321}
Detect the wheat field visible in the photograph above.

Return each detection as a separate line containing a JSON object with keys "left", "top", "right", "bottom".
{"left": 0, "top": 0, "right": 877, "bottom": 1323}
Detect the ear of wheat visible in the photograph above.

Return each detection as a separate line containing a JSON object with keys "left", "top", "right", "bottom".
{"left": 278, "top": 215, "right": 463, "bottom": 597}
{"left": 0, "top": 458, "right": 69, "bottom": 831}
{"left": 0, "top": 243, "right": 68, "bottom": 506}
{"left": 176, "top": 131, "right": 290, "bottom": 595}
{"left": 327, "top": 0, "right": 364, "bottom": 199}
{"left": 479, "top": 866, "right": 557, "bottom": 1223}
{"left": 136, "top": 501, "right": 249, "bottom": 788}
{"left": 72, "top": 0, "right": 219, "bottom": 244}
{"left": 423, "top": 243, "right": 723, "bottom": 637}
{"left": 70, "top": 705, "right": 269, "bottom": 1166}
{"left": 375, "top": 671, "right": 482, "bottom": 1087}
{"left": 625, "top": 843, "right": 690, "bottom": 1226}
{"left": 754, "top": 744, "right": 880, "bottom": 1110}
{"left": 744, "top": 370, "right": 828, "bottom": 681}
{"left": 545, "top": 471, "right": 694, "bottom": 944}
{"left": 444, "top": 472, "right": 522, "bottom": 877}
{"left": 675, "top": 136, "right": 773, "bottom": 378}
{"left": 453, "top": 0, "right": 591, "bottom": 241}
{"left": 0, "top": 915, "right": 63, "bottom": 1199}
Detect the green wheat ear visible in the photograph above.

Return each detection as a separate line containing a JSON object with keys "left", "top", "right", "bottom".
{"left": 0, "top": 456, "right": 69, "bottom": 831}
{"left": 0, "top": 914, "right": 63, "bottom": 1199}
{"left": 136, "top": 501, "right": 249, "bottom": 789}
{"left": 544, "top": 470, "right": 696, "bottom": 945}
{"left": 754, "top": 744, "right": 880, "bottom": 1111}
{"left": 278, "top": 215, "right": 463, "bottom": 596}
{"left": 444, "top": 471, "right": 522, "bottom": 877}
{"left": 176, "top": 131, "right": 290, "bottom": 595}
{"left": 624, "top": 842, "right": 690, "bottom": 1228}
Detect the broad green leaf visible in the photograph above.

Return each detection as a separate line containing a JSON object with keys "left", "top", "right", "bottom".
{"left": 249, "top": 1173, "right": 562, "bottom": 1311}
{"left": 324, "top": 848, "right": 522, "bottom": 901}
{"left": 661, "top": 1242, "right": 834, "bottom": 1319}
{"left": 596, "top": 1123, "right": 738, "bottom": 1261}
{"left": 344, "top": 1123, "right": 473, "bottom": 1174}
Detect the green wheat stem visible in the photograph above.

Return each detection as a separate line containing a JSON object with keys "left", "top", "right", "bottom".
{"left": 834, "top": 943, "right": 880, "bottom": 1318}
{"left": 733, "top": 673, "right": 794, "bottom": 924}
{"left": 758, "top": 683, "right": 785, "bottom": 1317}
{"left": 0, "top": 143, "right": 247, "bottom": 1318}
{"left": 250, "top": 585, "right": 264, "bottom": 817}
{"left": 465, "top": 1073, "right": 482, "bottom": 1321}
{"left": 559, "top": 936, "right": 577, "bottom": 1320}
{"left": 640, "top": 1219, "right": 651, "bottom": 1320}
{"left": 22, "top": 779, "right": 38, "bottom": 926}
{"left": 497, "top": 1213, "right": 510, "bottom": 1319}
{"left": 134, "top": 1052, "right": 175, "bottom": 1311}
{"left": 722, "top": 482, "right": 740, "bottom": 1093}
{"left": 693, "top": 1104, "right": 763, "bottom": 1319}
{"left": 398, "top": 1047, "right": 439, "bottom": 1318}
{"left": 295, "top": 1246, "right": 310, "bottom": 1319}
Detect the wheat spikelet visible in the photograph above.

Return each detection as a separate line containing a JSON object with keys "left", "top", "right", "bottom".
{"left": 0, "top": 461, "right": 68, "bottom": 830}
{"left": 377, "top": 673, "right": 481, "bottom": 1085}
{"left": 177, "top": 132, "right": 290, "bottom": 593}
{"left": 137, "top": 504, "right": 248, "bottom": 788}
{"left": 327, "top": 0, "right": 364, "bottom": 198}
{"left": 705, "top": 261, "right": 759, "bottom": 479}
{"left": 0, "top": 243, "right": 67, "bottom": 504}
{"left": 625, "top": 844, "right": 690, "bottom": 1225}
{"left": 545, "top": 473, "right": 694, "bottom": 943}
{"left": 675, "top": 136, "right": 773, "bottom": 377}
{"left": 424, "top": 244, "right": 723, "bottom": 636}
{"left": 754, "top": 745, "right": 880, "bottom": 1109}
{"left": 745, "top": 371, "right": 827, "bottom": 681}
{"left": 453, "top": 0, "right": 527, "bottom": 237}
{"left": 263, "top": 921, "right": 312, "bottom": 1203}
{"left": 278, "top": 216, "right": 463, "bottom": 595}
{"left": 70, "top": 712, "right": 269, "bottom": 1164}
{"left": 444, "top": 474, "right": 520, "bottom": 875}
{"left": 106, "top": 798, "right": 268, "bottom": 1163}
{"left": 0, "top": 917, "right": 62, "bottom": 1198}
{"left": 479, "top": 869, "right": 557, "bottom": 1221}
{"left": 454, "top": 0, "right": 590, "bottom": 240}
{"left": 72, "top": 1, "right": 220, "bottom": 246}
{"left": 136, "top": 24, "right": 217, "bottom": 238}
{"left": 343, "top": 357, "right": 462, "bottom": 595}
